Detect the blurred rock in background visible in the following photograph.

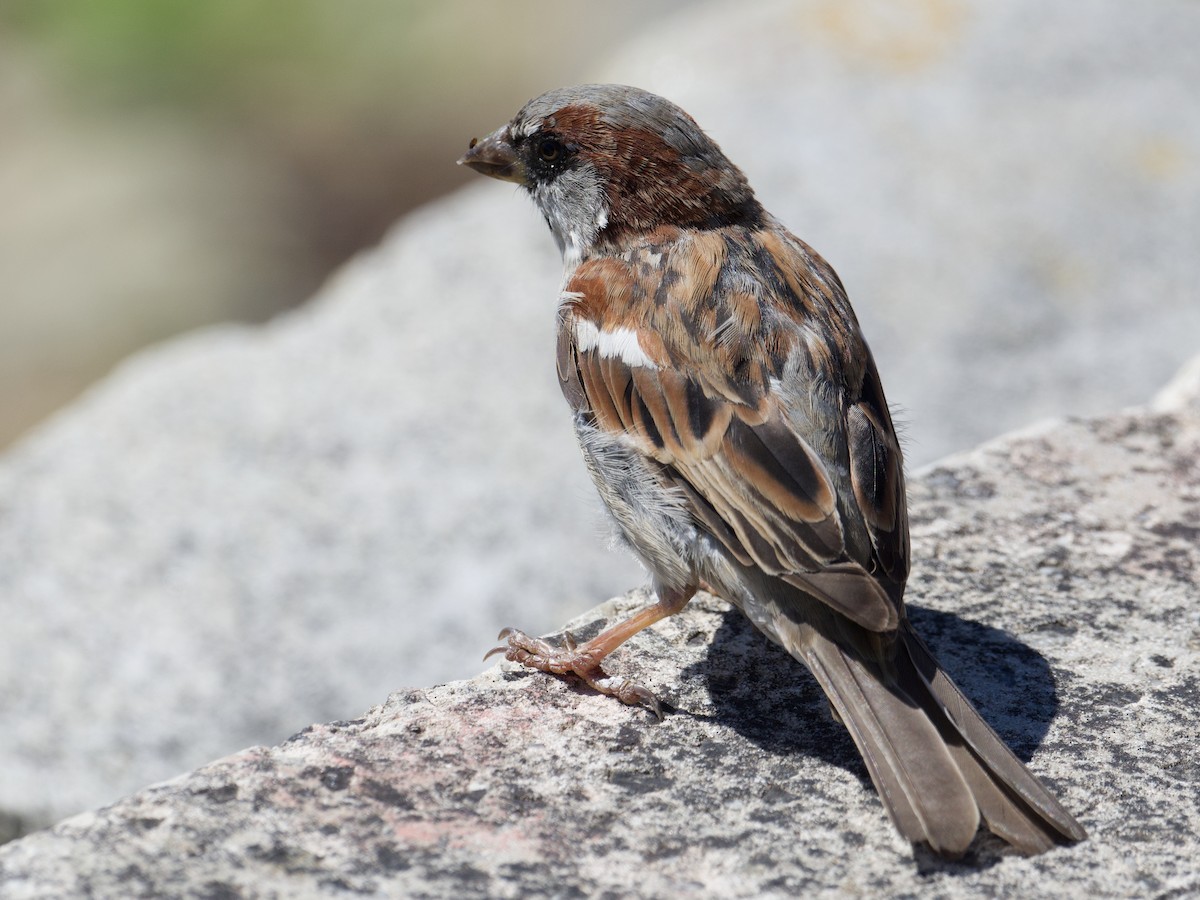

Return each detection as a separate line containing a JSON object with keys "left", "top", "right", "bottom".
{"left": 1, "top": 0, "right": 1197, "bottom": 849}
{"left": 0, "top": 0, "right": 682, "bottom": 448}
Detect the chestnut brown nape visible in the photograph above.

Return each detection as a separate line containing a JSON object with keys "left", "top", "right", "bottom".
{"left": 539, "top": 103, "right": 765, "bottom": 239}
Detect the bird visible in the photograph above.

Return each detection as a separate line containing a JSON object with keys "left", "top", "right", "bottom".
{"left": 459, "top": 84, "right": 1085, "bottom": 858}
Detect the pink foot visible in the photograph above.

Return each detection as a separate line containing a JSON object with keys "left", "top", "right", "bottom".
{"left": 485, "top": 627, "right": 662, "bottom": 718}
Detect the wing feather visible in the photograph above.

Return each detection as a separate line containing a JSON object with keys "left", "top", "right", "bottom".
{"left": 557, "top": 231, "right": 907, "bottom": 632}
{"left": 847, "top": 364, "right": 909, "bottom": 582}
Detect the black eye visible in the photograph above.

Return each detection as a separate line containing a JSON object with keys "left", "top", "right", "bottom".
{"left": 537, "top": 137, "right": 564, "bottom": 163}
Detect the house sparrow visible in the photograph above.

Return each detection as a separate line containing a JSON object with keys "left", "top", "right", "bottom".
{"left": 461, "top": 84, "right": 1085, "bottom": 857}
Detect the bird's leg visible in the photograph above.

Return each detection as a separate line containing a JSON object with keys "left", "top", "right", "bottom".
{"left": 486, "top": 583, "right": 695, "bottom": 718}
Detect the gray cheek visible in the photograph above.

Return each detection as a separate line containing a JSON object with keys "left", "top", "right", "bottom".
{"left": 530, "top": 165, "right": 608, "bottom": 261}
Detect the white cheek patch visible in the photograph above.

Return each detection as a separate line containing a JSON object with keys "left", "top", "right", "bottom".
{"left": 530, "top": 162, "right": 608, "bottom": 263}
{"left": 565, "top": 231, "right": 585, "bottom": 266}
{"left": 575, "top": 321, "right": 659, "bottom": 369}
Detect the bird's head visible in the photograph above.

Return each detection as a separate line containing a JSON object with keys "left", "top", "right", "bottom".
{"left": 459, "top": 84, "right": 764, "bottom": 263}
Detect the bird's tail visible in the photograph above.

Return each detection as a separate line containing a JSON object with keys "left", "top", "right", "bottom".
{"left": 793, "top": 619, "right": 1086, "bottom": 856}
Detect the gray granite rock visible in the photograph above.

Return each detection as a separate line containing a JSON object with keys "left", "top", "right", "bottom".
{"left": 2, "top": 0, "right": 1199, "bottom": 836}
{"left": 1, "top": 369, "right": 1197, "bottom": 896}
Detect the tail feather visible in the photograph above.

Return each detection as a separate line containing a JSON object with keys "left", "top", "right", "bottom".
{"left": 788, "top": 618, "right": 1085, "bottom": 856}
{"left": 941, "top": 738, "right": 1058, "bottom": 854}
{"left": 805, "top": 632, "right": 980, "bottom": 854}
{"left": 903, "top": 626, "right": 1088, "bottom": 845}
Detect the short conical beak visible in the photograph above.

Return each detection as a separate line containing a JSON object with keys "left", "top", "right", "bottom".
{"left": 457, "top": 127, "right": 526, "bottom": 185}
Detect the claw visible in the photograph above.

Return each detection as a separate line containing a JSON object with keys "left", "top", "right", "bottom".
{"left": 484, "top": 626, "right": 519, "bottom": 659}
{"left": 585, "top": 672, "right": 663, "bottom": 719}
{"left": 621, "top": 683, "right": 664, "bottom": 721}
{"left": 482, "top": 644, "right": 507, "bottom": 662}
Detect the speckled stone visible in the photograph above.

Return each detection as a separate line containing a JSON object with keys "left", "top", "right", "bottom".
{"left": 2, "top": 0, "right": 1198, "bottom": 843}
{"left": 1, "top": 375, "right": 1196, "bottom": 897}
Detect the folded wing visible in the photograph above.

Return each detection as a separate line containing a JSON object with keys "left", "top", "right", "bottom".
{"left": 557, "top": 230, "right": 908, "bottom": 632}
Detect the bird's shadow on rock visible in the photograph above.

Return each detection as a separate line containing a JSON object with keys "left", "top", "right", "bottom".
{"left": 679, "top": 603, "right": 1062, "bottom": 871}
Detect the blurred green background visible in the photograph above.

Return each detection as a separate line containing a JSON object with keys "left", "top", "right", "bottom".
{"left": 0, "top": 0, "right": 681, "bottom": 448}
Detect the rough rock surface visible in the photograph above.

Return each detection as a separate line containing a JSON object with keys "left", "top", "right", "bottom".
{"left": 2, "top": 0, "right": 1199, "bottom": 835}
{"left": 1, "top": 368, "right": 1197, "bottom": 897}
